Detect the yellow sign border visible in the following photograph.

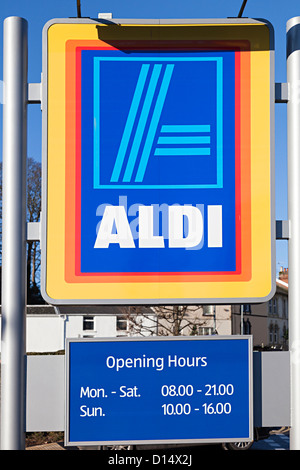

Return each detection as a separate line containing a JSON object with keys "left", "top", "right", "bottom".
{"left": 42, "top": 19, "right": 275, "bottom": 304}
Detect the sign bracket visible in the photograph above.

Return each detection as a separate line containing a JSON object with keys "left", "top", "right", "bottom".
{"left": 27, "top": 82, "right": 41, "bottom": 104}
{"left": 27, "top": 221, "right": 41, "bottom": 241}
{"left": 275, "top": 82, "right": 289, "bottom": 103}
{"left": 276, "top": 220, "right": 290, "bottom": 240}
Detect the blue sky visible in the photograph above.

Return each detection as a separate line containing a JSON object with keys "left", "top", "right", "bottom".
{"left": 0, "top": 0, "right": 296, "bottom": 276}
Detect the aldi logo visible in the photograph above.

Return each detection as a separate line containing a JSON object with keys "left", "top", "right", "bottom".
{"left": 42, "top": 19, "right": 275, "bottom": 304}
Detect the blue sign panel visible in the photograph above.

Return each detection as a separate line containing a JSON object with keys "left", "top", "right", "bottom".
{"left": 66, "top": 336, "right": 253, "bottom": 445}
{"left": 79, "top": 49, "right": 236, "bottom": 276}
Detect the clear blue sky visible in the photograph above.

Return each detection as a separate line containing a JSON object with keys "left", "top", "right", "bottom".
{"left": 0, "top": 0, "right": 296, "bottom": 276}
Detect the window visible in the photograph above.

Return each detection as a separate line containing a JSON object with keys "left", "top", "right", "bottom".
{"left": 268, "top": 298, "right": 278, "bottom": 316}
{"left": 283, "top": 324, "right": 288, "bottom": 342}
{"left": 268, "top": 300, "right": 272, "bottom": 314}
{"left": 83, "top": 316, "right": 94, "bottom": 331}
{"left": 116, "top": 314, "right": 133, "bottom": 336}
{"left": 242, "top": 304, "right": 251, "bottom": 314}
{"left": 116, "top": 315, "right": 128, "bottom": 331}
{"left": 269, "top": 324, "right": 279, "bottom": 345}
{"left": 198, "top": 326, "right": 214, "bottom": 335}
{"left": 274, "top": 325, "right": 278, "bottom": 343}
{"left": 269, "top": 324, "right": 273, "bottom": 344}
{"left": 283, "top": 298, "right": 288, "bottom": 318}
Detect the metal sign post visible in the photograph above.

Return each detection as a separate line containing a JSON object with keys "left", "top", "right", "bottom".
{"left": 1, "top": 16, "right": 28, "bottom": 450}
{"left": 287, "top": 16, "right": 300, "bottom": 451}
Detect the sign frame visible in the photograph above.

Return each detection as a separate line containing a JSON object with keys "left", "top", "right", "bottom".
{"left": 41, "top": 17, "right": 275, "bottom": 305}
{"left": 65, "top": 335, "right": 253, "bottom": 447}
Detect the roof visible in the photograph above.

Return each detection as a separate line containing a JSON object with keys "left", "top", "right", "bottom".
{"left": 276, "top": 278, "right": 288, "bottom": 293}
{"left": 0, "top": 305, "right": 155, "bottom": 315}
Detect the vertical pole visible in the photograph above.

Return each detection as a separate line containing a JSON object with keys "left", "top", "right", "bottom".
{"left": 237, "top": 0, "right": 248, "bottom": 18}
{"left": 287, "top": 16, "right": 300, "bottom": 450}
{"left": 240, "top": 305, "right": 244, "bottom": 335}
{"left": 1, "top": 17, "right": 28, "bottom": 450}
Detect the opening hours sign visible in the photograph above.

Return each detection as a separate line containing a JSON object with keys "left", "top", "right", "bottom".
{"left": 65, "top": 336, "right": 253, "bottom": 446}
{"left": 41, "top": 17, "right": 275, "bottom": 305}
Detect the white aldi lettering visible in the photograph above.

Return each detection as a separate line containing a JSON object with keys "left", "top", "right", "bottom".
{"left": 94, "top": 204, "right": 222, "bottom": 250}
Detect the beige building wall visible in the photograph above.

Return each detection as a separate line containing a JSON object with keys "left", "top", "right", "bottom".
{"left": 231, "top": 303, "right": 268, "bottom": 349}
{"left": 231, "top": 270, "right": 288, "bottom": 350}
{"left": 149, "top": 305, "right": 232, "bottom": 337}
{"left": 267, "top": 279, "right": 288, "bottom": 350}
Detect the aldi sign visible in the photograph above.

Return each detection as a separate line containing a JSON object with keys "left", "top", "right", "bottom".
{"left": 41, "top": 18, "right": 275, "bottom": 304}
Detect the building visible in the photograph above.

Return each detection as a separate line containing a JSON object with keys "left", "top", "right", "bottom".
{"left": 0, "top": 269, "right": 288, "bottom": 352}
{"left": 231, "top": 302, "right": 268, "bottom": 348}
{"left": 0, "top": 305, "right": 155, "bottom": 353}
{"left": 0, "top": 304, "right": 233, "bottom": 353}
{"left": 231, "top": 268, "right": 288, "bottom": 350}
{"left": 151, "top": 305, "right": 232, "bottom": 336}
{"left": 268, "top": 269, "right": 288, "bottom": 350}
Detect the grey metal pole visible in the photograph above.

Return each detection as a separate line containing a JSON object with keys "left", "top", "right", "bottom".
{"left": 1, "top": 16, "right": 28, "bottom": 450}
{"left": 240, "top": 305, "right": 244, "bottom": 335}
{"left": 287, "top": 16, "right": 300, "bottom": 450}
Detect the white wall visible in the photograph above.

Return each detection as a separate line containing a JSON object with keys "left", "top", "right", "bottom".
{"left": 0, "top": 314, "right": 119, "bottom": 353}
{"left": 0, "top": 310, "right": 232, "bottom": 353}
{"left": 27, "top": 315, "right": 64, "bottom": 352}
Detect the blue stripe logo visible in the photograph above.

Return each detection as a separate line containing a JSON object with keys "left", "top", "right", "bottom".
{"left": 155, "top": 125, "right": 211, "bottom": 156}
{"left": 93, "top": 56, "right": 223, "bottom": 189}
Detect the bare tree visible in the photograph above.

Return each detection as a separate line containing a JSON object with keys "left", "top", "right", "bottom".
{"left": 122, "top": 305, "right": 207, "bottom": 337}
{"left": 0, "top": 158, "right": 42, "bottom": 303}
{"left": 26, "top": 158, "right": 42, "bottom": 302}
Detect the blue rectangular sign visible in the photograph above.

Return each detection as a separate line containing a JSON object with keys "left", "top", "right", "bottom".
{"left": 79, "top": 49, "right": 236, "bottom": 276}
{"left": 65, "top": 336, "right": 253, "bottom": 446}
